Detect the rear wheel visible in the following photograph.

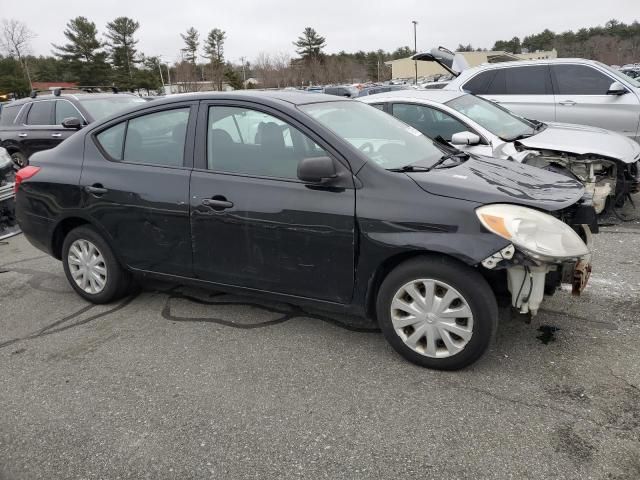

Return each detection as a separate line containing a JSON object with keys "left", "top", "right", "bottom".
{"left": 62, "top": 225, "right": 131, "bottom": 303}
{"left": 10, "top": 151, "right": 27, "bottom": 169}
{"left": 376, "top": 256, "right": 498, "bottom": 370}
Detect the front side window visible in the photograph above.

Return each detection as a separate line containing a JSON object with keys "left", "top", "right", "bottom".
{"left": 95, "top": 108, "right": 189, "bottom": 166}
{"left": 26, "top": 101, "right": 54, "bottom": 125}
{"left": 392, "top": 103, "right": 468, "bottom": 141}
{"left": 55, "top": 100, "right": 82, "bottom": 124}
{"left": 504, "top": 66, "right": 550, "bottom": 94}
{"left": 552, "top": 65, "right": 614, "bottom": 95}
{"left": 207, "top": 106, "right": 328, "bottom": 179}
{"left": 300, "top": 101, "right": 445, "bottom": 170}
{"left": 446, "top": 94, "right": 536, "bottom": 142}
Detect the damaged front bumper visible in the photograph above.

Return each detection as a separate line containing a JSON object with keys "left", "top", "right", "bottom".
{"left": 0, "top": 182, "right": 20, "bottom": 241}
{"left": 482, "top": 227, "right": 593, "bottom": 316}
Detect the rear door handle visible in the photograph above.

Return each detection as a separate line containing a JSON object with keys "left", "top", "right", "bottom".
{"left": 202, "top": 197, "right": 233, "bottom": 210}
{"left": 18, "top": 133, "right": 27, "bottom": 138}
{"left": 51, "top": 133, "right": 62, "bottom": 138}
{"left": 85, "top": 185, "right": 108, "bottom": 195}
{"left": 559, "top": 100, "right": 577, "bottom": 106}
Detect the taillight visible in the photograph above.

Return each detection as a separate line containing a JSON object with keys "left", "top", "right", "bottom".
{"left": 14, "top": 166, "right": 41, "bottom": 194}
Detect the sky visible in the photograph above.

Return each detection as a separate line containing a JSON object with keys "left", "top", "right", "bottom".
{"left": 9, "top": 0, "right": 640, "bottom": 64}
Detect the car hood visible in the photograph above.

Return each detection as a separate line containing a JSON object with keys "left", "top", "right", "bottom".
{"left": 519, "top": 122, "right": 640, "bottom": 163}
{"left": 407, "top": 155, "right": 585, "bottom": 211}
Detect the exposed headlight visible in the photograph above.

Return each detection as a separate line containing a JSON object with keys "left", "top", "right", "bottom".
{"left": 476, "top": 204, "right": 590, "bottom": 261}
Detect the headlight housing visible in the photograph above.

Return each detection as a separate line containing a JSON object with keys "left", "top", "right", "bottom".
{"left": 476, "top": 204, "right": 590, "bottom": 261}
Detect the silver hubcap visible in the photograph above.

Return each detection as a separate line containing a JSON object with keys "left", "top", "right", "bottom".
{"left": 390, "top": 279, "right": 474, "bottom": 358}
{"left": 68, "top": 239, "right": 107, "bottom": 294}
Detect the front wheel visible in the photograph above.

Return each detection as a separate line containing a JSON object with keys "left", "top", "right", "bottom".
{"left": 62, "top": 225, "right": 131, "bottom": 303}
{"left": 376, "top": 257, "right": 498, "bottom": 370}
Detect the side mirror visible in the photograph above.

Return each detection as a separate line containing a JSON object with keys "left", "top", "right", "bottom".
{"left": 607, "top": 81, "right": 627, "bottom": 95}
{"left": 61, "top": 117, "right": 82, "bottom": 129}
{"left": 450, "top": 131, "right": 481, "bottom": 146}
{"left": 297, "top": 156, "right": 337, "bottom": 183}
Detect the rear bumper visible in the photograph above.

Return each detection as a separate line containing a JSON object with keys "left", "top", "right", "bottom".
{"left": 15, "top": 203, "right": 55, "bottom": 255}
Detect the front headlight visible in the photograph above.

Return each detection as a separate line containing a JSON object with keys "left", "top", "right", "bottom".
{"left": 476, "top": 204, "right": 590, "bottom": 261}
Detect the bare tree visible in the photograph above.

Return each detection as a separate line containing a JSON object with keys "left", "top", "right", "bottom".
{"left": 1, "top": 18, "right": 35, "bottom": 89}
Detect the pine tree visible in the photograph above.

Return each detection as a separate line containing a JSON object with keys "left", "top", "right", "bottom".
{"left": 181, "top": 27, "right": 199, "bottom": 64}
{"left": 203, "top": 28, "right": 225, "bottom": 90}
{"left": 105, "top": 16, "right": 140, "bottom": 88}
{"left": 53, "top": 17, "right": 110, "bottom": 85}
{"left": 293, "top": 27, "right": 326, "bottom": 60}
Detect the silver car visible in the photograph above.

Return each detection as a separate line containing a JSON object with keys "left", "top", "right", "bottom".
{"left": 359, "top": 90, "right": 640, "bottom": 215}
{"left": 442, "top": 58, "right": 640, "bottom": 143}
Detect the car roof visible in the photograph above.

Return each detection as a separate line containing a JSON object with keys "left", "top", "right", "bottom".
{"left": 9, "top": 92, "right": 137, "bottom": 105}
{"left": 457, "top": 58, "right": 603, "bottom": 77}
{"left": 357, "top": 89, "right": 465, "bottom": 104}
{"left": 148, "top": 90, "right": 346, "bottom": 107}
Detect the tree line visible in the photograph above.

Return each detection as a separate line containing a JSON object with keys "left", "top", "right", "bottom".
{"left": 1, "top": 17, "right": 639, "bottom": 98}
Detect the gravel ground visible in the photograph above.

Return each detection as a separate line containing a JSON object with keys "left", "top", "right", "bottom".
{"left": 1, "top": 201, "right": 639, "bottom": 480}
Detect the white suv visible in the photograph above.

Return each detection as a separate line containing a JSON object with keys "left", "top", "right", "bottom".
{"left": 443, "top": 58, "right": 640, "bottom": 143}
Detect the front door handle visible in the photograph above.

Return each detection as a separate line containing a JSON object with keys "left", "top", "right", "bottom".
{"left": 202, "top": 197, "right": 233, "bottom": 210}
{"left": 85, "top": 184, "right": 108, "bottom": 196}
{"left": 488, "top": 98, "right": 501, "bottom": 103}
{"left": 51, "top": 133, "right": 62, "bottom": 138}
{"left": 18, "top": 133, "right": 27, "bottom": 138}
{"left": 559, "top": 100, "right": 577, "bottom": 106}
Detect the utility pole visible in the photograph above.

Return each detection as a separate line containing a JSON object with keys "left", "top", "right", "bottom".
{"left": 157, "top": 60, "right": 165, "bottom": 87}
{"left": 412, "top": 20, "right": 418, "bottom": 85}
{"left": 377, "top": 58, "right": 380, "bottom": 82}
{"left": 240, "top": 56, "right": 247, "bottom": 88}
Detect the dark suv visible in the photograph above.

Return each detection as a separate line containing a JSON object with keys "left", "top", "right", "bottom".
{"left": 0, "top": 91, "right": 146, "bottom": 167}
{"left": 15, "top": 91, "right": 594, "bottom": 370}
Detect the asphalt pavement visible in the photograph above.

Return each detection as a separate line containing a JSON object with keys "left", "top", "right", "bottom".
{"left": 1, "top": 202, "right": 639, "bottom": 479}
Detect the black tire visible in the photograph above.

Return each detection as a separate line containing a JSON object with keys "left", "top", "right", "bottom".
{"left": 376, "top": 256, "right": 498, "bottom": 370}
{"left": 62, "top": 225, "right": 131, "bottom": 303}
{"left": 10, "top": 151, "right": 28, "bottom": 169}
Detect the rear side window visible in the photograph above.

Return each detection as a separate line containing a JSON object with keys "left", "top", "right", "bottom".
{"left": 504, "top": 66, "right": 550, "bottom": 94}
{"left": 552, "top": 65, "right": 614, "bottom": 95}
{"left": 95, "top": 107, "right": 190, "bottom": 167}
{"left": 26, "top": 101, "right": 54, "bottom": 125}
{"left": 462, "top": 71, "right": 496, "bottom": 94}
{"left": 0, "top": 105, "right": 21, "bottom": 126}
{"left": 96, "top": 123, "right": 126, "bottom": 160}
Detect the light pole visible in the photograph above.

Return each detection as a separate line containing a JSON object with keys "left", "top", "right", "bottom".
{"left": 240, "top": 56, "right": 247, "bottom": 88}
{"left": 412, "top": 20, "right": 418, "bottom": 85}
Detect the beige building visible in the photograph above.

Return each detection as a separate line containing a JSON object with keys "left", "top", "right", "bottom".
{"left": 386, "top": 49, "right": 557, "bottom": 80}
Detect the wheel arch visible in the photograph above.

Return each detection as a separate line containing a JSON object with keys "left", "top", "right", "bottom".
{"left": 50, "top": 215, "right": 120, "bottom": 264}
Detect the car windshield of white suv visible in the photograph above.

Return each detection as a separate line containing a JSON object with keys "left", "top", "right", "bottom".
{"left": 299, "top": 101, "right": 446, "bottom": 170}
{"left": 446, "top": 94, "right": 538, "bottom": 142}
{"left": 597, "top": 62, "right": 640, "bottom": 88}
{"left": 78, "top": 96, "right": 146, "bottom": 121}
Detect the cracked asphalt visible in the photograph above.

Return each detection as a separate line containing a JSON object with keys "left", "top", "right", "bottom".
{"left": 1, "top": 201, "right": 640, "bottom": 479}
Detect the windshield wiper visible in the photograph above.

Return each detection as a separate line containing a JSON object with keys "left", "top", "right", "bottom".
{"left": 429, "top": 152, "right": 469, "bottom": 170}
{"left": 387, "top": 165, "right": 433, "bottom": 173}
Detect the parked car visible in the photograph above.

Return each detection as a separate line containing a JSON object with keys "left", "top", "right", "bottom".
{"left": 323, "top": 85, "right": 360, "bottom": 98}
{"left": 0, "top": 147, "right": 19, "bottom": 240}
{"left": 15, "top": 91, "right": 594, "bottom": 370}
{"left": 357, "top": 85, "right": 411, "bottom": 97}
{"left": 0, "top": 90, "right": 146, "bottom": 167}
{"left": 430, "top": 57, "right": 640, "bottom": 143}
{"left": 359, "top": 90, "right": 640, "bottom": 215}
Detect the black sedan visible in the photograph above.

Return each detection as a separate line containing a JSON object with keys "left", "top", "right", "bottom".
{"left": 14, "top": 91, "right": 594, "bottom": 369}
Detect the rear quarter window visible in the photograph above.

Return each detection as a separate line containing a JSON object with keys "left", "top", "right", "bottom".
{"left": 462, "top": 71, "right": 496, "bottom": 94}
{"left": 0, "top": 104, "right": 21, "bottom": 126}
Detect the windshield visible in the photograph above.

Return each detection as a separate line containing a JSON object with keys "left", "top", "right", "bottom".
{"left": 79, "top": 96, "right": 146, "bottom": 121}
{"left": 596, "top": 62, "right": 640, "bottom": 88}
{"left": 299, "top": 101, "right": 445, "bottom": 169}
{"left": 446, "top": 94, "right": 536, "bottom": 141}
